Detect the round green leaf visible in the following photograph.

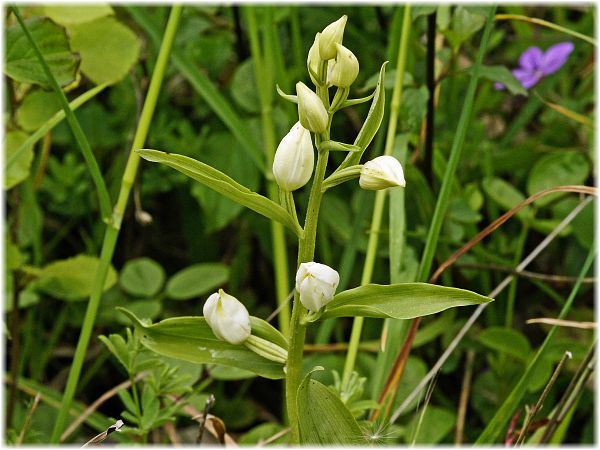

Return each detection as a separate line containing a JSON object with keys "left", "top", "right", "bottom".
{"left": 478, "top": 326, "right": 531, "bottom": 361}
{"left": 526, "top": 152, "right": 590, "bottom": 207}
{"left": 34, "top": 254, "right": 117, "bottom": 301}
{"left": 16, "top": 90, "right": 62, "bottom": 132}
{"left": 5, "top": 17, "right": 79, "bottom": 87}
{"left": 4, "top": 130, "right": 34, "bottom": 190}
{"left": 44, "top": 5, "right": 113, "bottom": 26}
{"left": 69, "top": 16, "right": 140, "bottom": 85}
{"left": 120, "top": 257, "right": 165, "bottom": 297}
{"left": 166, "top": 263, "right": 229, "bottom": 301}
{"left": 230, "top": 59, "right": 260, "bottom": 113}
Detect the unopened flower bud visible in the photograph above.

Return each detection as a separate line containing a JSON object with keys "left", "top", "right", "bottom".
{"left": 329, "top": 43, "right": 359, "bottom": 87}
{"left": 295, "top": 262, "right": 340, "bottom": 312}
{"left": 359, "top": 156, "right": 406, "bottom": 190}
{"left": 319, "top": 15, "right": 348, "bottom": 60}
{"left": 273, "top": 122, "right": 314, "bottom": 191}
{"left": 307, "top": 33, "right": 322, "bottom": 78}
{"left": 203, "top": 289, "right": 251, "bottom": 345}
{"left": 296, "top": 82, "right": 328, "bottom": 133}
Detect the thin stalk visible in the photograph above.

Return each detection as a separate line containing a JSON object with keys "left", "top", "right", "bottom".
{"left": 11, "top": 6, "right": 112, "bottom": 221}
{"left": 515, "top": 350, "right": 572, "bottom": 446}
{"left": 495, "top": 14, "right": 596, "bottom": 46}
{"left": 455, "top": 350, "right": 475, "bottom": 445}
{"left": 504, "top": 222, "right": 529, "bottom": 327}
{"left": 285, "top": 59, "right": 330, "bottom": 443}
{"left": 49, "top": 6, "right": 183, "bottom": 442}
{"left": 245, "top": 7, "right": 291, "bottom": 337}
{"left": 340, "top": 4, "right": 412, "bottom": 389}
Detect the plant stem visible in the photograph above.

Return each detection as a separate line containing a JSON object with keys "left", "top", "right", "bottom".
{"left": 340, "top": 4, "right": 412, "bottom": 389}
{"left": 285, "top": 57, "right": 332, "bottom": 442}
{"left": 245, "top": 7, "right": 291, "bottom": 337}
{"left": 49, "top": 6, "right": 183, "bottom": 442}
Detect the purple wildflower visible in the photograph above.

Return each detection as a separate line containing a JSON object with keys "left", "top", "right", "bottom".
{"left": 495, "top": 41, "right": 574, "bottom": 90}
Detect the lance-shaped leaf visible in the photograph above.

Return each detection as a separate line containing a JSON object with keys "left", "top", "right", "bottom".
{"left": 336, "top": 62, "right": 388, "bottom": 172}
{"left": 320, "top": 283, "right": 492, "bottom": 320}
{"left": 117, "top": 308, "right": 287, "bottom": 380}
{"left": 297, "top": 368, "right": 367, "bottom": 445}
{"left": 137, "top": 149, "right": 303, "bottom": 237}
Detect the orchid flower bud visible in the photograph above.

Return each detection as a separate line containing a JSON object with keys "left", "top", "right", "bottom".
{"left": 296, "top": 82, "right": 328, "bottom": 133}
{"left": 329, "top": 43, "right": 359, "bottom": 88}
{"left": 272, "top": 122, "right": 314, "bottom": 191}
{"left": 307, "top": 33, "right": 322, "bottom": 80}
{"left": 359, "top": 156, "right": 406, "bottom": 190}
{"left": 295, "top": 262, "right": 340, "bottom": 312}
{"left": 319, "top": 15, "right": 348, "bottom": 60}
{"left": 203, "top": 289, "right": 251, "bottom": 345}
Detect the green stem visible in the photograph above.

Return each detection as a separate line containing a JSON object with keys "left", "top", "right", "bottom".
{"left": 504, "top": 222, "right": 530, "bottom": 327}
{"left": 11, "top": 6, "right": 112, "bottom": 221}
{"left": 416, "top": 6, "right": 497, "bottom": 283}
{"left": 49, "top": 6, "right": 183, "bottom": 442}
{"left": 340, "top": 4, "right": 412, "bottom": 388}
{"left": 245, "top": 7, "right": 291, "bottom": 337}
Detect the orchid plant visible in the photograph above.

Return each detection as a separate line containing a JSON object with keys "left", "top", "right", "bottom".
{"left": 119, "top": 15, "right": 494, "bottom": 444}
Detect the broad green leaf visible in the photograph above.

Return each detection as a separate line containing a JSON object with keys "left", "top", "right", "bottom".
{"left": 44, "top": 5, "right": 114, "bottom": 25}
{"left": 478, "top": 326, "right": 531, "bottom": 361}
{"left": 6, "top": 84, "right": 107, "bottom": 173}
{"left": 405, "top": 406, "right": 456, "bottom": 444}
{"left": 5, "top": 17, "right": 79, "bottom": 87}
{"left": 4, "top": 130, "right": 34, "bottom": 190}
{"left": 209, "top": 365, "right": 256, "bottom": 380}
{"left": 117, "top": 308, "right": 286, "bottom": 379}
{"left": 115, "top": 300, "right": 161, "bottom": 326}
{"left": 165, "top": 263, "right": 229, "bottom": 301}
{"left": 34, "top": 254, "right": 117, "bottom": 301}
{"left": 444, "top": 6, "right": 486, "bottom": 49}
{"left": 526, "top": 152, "right": 590, "bottom": 207}
{"left": 481, "top": 176, "right": 532, "bottom": 220}
{"left": 16, "top": 90, "right": 62, "bottom": 132}
{"left": 297, "top": 369, "right": 366, "bottom": 445}
{"left": 338, "top": 62, "right": 388, "bottom": 171}
{"left": 400, "top": 86, "right": 429, "bottom": 132}
{"left": 119, "top": 257, "right": 165, "bottom": 297}
{"left": 477, "top": 65, "right": 528, "bottom": 96}
{"left": 137, "top": 149, "right": 302, "bottom": 236}
{"left": 69, "top": 16, "right": 140, "bottom": 85}
{"left": 321, "top": 283, "right": 492, "bottom": 320}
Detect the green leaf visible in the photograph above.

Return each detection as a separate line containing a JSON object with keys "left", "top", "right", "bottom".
{"left": 16, "top": 89, "right": 62, "bottom": 132}
{"left": 5, "top": 17, "right": 79, "bottom": 87}
{"left": 239, "top": 422, "right": 289, "bottom": 445}
{"left": 230, "top": 59, "right": 260, "bottom": 113}
{"left": 321, "top": 283, "right": 492, "bottom": 320}
{"left": 526, "top": 152, "right": 590, "bottom": 207}
{"left": 477, "top": 65, "right": 528, "bottom": 96}
{"left": 117, "top": 308, "right": 286, "bottom": 379}
{"left": 296, "top": 369, "right": 366, "bottom": 445}
{"left": 136, "top": 149, "right": 302, "bottom": 236}
{"left": 337, "top": 62, "right": 388, "bottom": 171}
{"left": 34, "top": 254, "right": 118, "bottom": 301}
{"left": 44, "top": 4, "right": 114, "bottom": 25}
{"left": 69, "top": 16, "right": 140, "bottom": 85}
{"left": 405, "top": 406, "right": 456, "bottom": 444}
{"left": 400, "top": 86, "right": 429, "bottom": 132}
{"left": 478, "top": 326, "right": 531, "bottom": 361}
{"left": 444, "top": 6, "right": 486, "bottom": 49}
{"left": 120, "top": 257, "right": 165, "bottom": 297}
{"left": 4, "top": 130, "right": 34, "bottom": 190}
{"left": 481, "top": 176, "right": 532, "bottom": 220}
{"left": 98, "top": 333, "right": 130, "bottom": 372}
{"left": 165, "top": 263, "right": 229, "bottom": 301}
